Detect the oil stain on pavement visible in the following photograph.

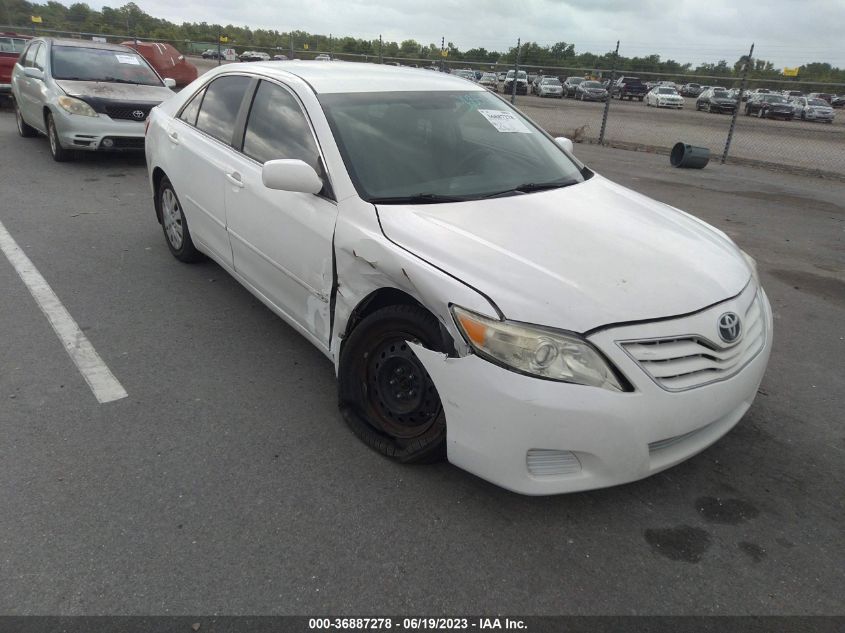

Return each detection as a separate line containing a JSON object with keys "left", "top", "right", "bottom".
{"left": 644, "top": 525, "right": 712, "bottom": 563}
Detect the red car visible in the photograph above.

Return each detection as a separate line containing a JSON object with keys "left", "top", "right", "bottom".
{"left": 120, "top": 41, "right": 197, "bottom": 87}
{"left": 0, "top": 33, "right": 31, "bottom": 97}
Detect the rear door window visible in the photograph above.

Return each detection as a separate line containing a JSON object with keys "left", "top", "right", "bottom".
{"left": 195, "top": 75, "right": 252, "bottom": 145}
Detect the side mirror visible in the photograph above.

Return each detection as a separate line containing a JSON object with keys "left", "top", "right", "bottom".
{"left": 163, "top": 78, "right": 177, "bottom": 88}
{"left": 24, "top": 67, "right": 44, "bottom": 80}
{"left": 555, "top": 137, "right": 574, "bottom": 153}
{"left": 262, "top": 159, "right": 323, "bottom": 194}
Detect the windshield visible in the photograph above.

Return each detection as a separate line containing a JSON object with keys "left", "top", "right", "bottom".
{"left": 582, "top": 81, "right": 602, "bottom": 89}
{"left": 808, "top": 98, "right": 828, "bottom": 106}
{"left": 567, "top": 77, "right": 584, "bottom": 84}
{"left": 656, "top": 87, "right": 677, "bottom": 94}
{"left": 481, "top": 73, "right": 496, "bottom": 80}
{"left": 319, "top": 90, "right": 586, "bottom": 202}
{"left": 541, "top": 78, "right": 560, "bottom": 85}
{"left": 506, "top": 71, "right": 527, "bottom": 79}
{"left": 712, "top": 89, "right": 729, "bottom": 97}
{"left": 51, "top": 46, "right": 162, "bottom": 85}
{"left": 762, "top": 95, "right": 786, "bottom": 103}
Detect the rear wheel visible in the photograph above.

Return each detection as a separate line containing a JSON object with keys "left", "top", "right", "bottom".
{"left": 338, "top": 304, "right": 448, "bottom": 463}
{"left": 157, "top": 176, "right": 204, "bottom": 263}
{"left": 14, "top": 99, "right": 37, "bottom": 138}
{"left": 46, "top": 113, "right": 73, "bottom": 162}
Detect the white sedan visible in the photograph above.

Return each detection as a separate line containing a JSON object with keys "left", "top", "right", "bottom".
{"left": 145, "top": 62, "right": 771, "bottom": 495}
{"left": 646, "top": 86, "right": 685, "bottom": 108}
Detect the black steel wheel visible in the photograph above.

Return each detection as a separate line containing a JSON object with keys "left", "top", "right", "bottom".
{"left": 338, "top": 304, "right": 448, "bottom": 463}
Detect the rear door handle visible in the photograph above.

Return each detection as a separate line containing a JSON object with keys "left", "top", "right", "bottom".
{"left": 225, "top": 171, "right": 244, "bottom": 188}
{"left": 167, "top": 131, "right": 179, "bottom": 144}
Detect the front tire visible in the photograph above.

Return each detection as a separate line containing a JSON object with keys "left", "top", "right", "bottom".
{"left": 14, "top": 99, "right": 37, "bottom": 137}
{"left": 46, "top": 113, "right": 73, "bottom": 162}
{"left": 338, "top": 304, "right": 448, "bottom": 463}
{"left": 157, "top": 176, "right": 204, "bottom": 263}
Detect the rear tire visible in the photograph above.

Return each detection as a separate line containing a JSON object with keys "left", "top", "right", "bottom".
{"left": 14, "top": 99, "right": 37, "bottom": 138}
{"left": 338, "top": 304, "right": 448, "bottom": 464}
{"left": 157, "top": 176, "right": 204, "bottom": 263}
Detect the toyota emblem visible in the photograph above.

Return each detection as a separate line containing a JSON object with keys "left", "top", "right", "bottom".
{"left": 717, "top": 312, "right": 742, "bottom": 344}
{"left": 132, "top": 110, "right": 146, "bottom": 120}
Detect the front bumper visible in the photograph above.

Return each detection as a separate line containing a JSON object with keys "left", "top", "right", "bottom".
{"left": 52, "top": 105, "right": 146, "bottom": 151}
{"left": 805, "top": 111, "right": 834, "bottom": 121}
{"left": 656, "top": 100, "right": 684, "bottom": 108}
{"left": 768, "top": 109, "right": 794, "bottom": 119}
{"left": 414, "top": 284, "right": 773, "bottom": 495}
{"left": 711, "top": 104, "right": 736, "bottom": 113}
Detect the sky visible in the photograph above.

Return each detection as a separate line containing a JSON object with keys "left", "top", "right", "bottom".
{"left": 85, "top": 0, "right": 843, "bottom": 68}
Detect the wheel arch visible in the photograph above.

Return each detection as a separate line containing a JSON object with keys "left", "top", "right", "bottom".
{"left": 341, "top": 287, "right": 455, "bottom": 358}
{"left": 151, "top": 167, "right": 167, "bottom": 224}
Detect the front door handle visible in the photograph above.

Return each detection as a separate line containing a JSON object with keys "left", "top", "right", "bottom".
{"left": 225, "top": 171, "right": 244, "bottom": 188}
{"left": 167, "top": 131, "right": 179, "bottom": 144}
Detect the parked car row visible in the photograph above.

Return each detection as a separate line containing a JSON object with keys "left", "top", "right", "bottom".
{"left": 438, "top": 68, "right": 843, "bottom": 118}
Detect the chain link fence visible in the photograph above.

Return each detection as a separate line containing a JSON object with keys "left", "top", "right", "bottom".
{"left": 4, "top": 25, "right": 844, "bottom": 179}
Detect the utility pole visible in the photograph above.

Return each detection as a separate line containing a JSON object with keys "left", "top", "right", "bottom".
{"left": 378, "top": 34, "right": 383, "bottom": 64}
{"left": 510, "top": 37, "right": 521, "bottom": 104}
{"left": 598, "top": 40, "right": 620, "bottom": 144}
{"left": 217, "top": 29, "right": 221, "bottom": 66}
{"left": 440, "top": 36, "right": 445, "bottom": 72}
{"left": 722, "top": 42, "right": 754, "bottom": 164}
{"left": 290, "top": 33, "right": 294, "bottom": 58}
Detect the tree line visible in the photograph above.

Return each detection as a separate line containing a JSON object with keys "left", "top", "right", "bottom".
{"left": 2, "top": 0, "right": 844, "bottom": 84}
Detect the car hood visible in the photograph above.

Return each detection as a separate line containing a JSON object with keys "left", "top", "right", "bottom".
{"left": 56, "top": 80, "right": 173, "bottom": 102}
{"left": 376, "top": 175, "right": 750, "bottom": 332}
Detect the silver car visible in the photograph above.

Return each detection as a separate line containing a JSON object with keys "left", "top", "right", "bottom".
{"left": 789, "top": 96, "right": 835, "bottom": 123}
{"left": 11, "top": 38, "right": 176, "bottom": 162}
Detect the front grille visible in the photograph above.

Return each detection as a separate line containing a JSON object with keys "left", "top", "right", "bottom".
{"left": 621, "top": 290, "right": 766, "bottom": 391}
{"left": 105, "top": 105, "right": 152, "bottom": 121}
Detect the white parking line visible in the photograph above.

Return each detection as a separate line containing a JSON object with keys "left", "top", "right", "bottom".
{"left": 0, "top": 220, "right": 128, "bottom": 404}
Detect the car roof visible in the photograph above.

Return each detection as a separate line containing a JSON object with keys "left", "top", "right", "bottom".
{"left": 40, "top": 37, "right": 134, "bottom": 53}
{"left": 229, "top": 60, "right": 487, "bottom": 94}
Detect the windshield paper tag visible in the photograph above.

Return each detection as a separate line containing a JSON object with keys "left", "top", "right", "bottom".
{"left": 115, "top": 54, "right": 141, "bottom": 65}
{"left": 477, "top": 109, "right": 531, "bottom": 133}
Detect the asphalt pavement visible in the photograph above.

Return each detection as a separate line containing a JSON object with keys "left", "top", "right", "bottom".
{"left": 0, "top": 110, "right": 843, "bottom": 615}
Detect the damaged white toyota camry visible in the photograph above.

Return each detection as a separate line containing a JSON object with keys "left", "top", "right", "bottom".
{"left": 145, "top": 62, "right": 773, "bottom": 495}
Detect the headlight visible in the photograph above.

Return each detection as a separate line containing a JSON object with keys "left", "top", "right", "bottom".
{"left": 451, "top": 306, "right": 626, "bottom": 391}
{"left": 57, "top": 96, "right": 98, "bottom": 117}
{"left": 741, "top": 250, "right": 759, "bottom": 286}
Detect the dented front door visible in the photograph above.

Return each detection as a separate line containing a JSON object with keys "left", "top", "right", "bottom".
{"left": 224, "top": 151, "right": 338, "bottom": 347}
{"left": 223, "top": 79, "right": 338, "bottom": 347}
